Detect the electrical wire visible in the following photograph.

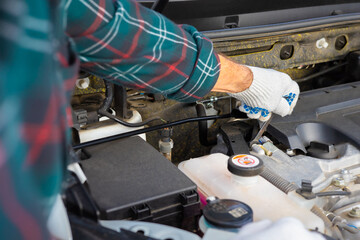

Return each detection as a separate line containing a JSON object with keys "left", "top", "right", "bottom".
{"left": 72, "top": 113, "right": 242, "bottom": 150}
{"left": 336, "top": 223, "right": 359, "bottom": 234}
{"left": 98, "top": 109, "right": 166, "bottom": 128}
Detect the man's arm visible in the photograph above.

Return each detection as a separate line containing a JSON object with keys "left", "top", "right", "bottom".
{"left": 66, "top": 0, "right": 220, "bottom": 102}
{"left": 65, "top": 0, "right": 299, "bottom": 118}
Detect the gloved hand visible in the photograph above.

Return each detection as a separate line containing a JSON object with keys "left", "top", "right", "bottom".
{"left": 232, "top": 218, "right": 326, "bottom": 240}
{"left": 228, "top": 66, "right": 300, "bottom": 121}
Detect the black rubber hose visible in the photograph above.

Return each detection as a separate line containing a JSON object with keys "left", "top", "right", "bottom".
{"left": 316, "top": 191, "right": 351, "bottom": 197}
{"left": 98, "top": 80, "right": 114, "bottom": 113}
{"left": 73, "top": 114, "right": 233, "bottom": 150}
{"left": 98, "top": 109, "right": 164, "bottom": 128}
{"left": 195, "top": 104, "right": 217, "bottom": 146}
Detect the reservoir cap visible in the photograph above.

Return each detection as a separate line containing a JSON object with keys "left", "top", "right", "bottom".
{"left": 203, "top": 199, "right": 253, "bottom": 228}
{"left": 228, "top": 154, "right": 264, "bottom": 177}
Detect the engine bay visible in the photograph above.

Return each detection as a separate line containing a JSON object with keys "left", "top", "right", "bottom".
{"left": 62, "top": 2, "right": 360, "bottom": 240}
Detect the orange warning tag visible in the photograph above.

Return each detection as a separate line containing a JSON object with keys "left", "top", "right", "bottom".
{"left": 231, "top": 155, "right": 260, "bottom": 168}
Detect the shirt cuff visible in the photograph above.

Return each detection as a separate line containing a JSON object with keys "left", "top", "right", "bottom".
{"left": 166, "top": 25, "right": 221, "bottom": 102}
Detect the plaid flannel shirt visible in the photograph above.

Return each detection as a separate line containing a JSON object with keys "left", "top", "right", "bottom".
{"left": 0, "top": 0, "right": 220, "bottom": 238}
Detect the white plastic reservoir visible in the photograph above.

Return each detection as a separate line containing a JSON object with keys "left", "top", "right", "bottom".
{"left": 178, "top": 153, "right": 325, "bottom": 232}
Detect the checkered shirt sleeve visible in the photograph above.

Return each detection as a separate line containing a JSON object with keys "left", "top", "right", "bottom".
{"left": 66, "top": 0, "right": 221, "bottom": 102}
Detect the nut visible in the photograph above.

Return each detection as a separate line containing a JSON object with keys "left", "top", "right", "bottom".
{"left": 333, "top": 177, "right": 345, "bottom": 187}
{"left": 348, "top": 207, "right": 360, "bottom": 218}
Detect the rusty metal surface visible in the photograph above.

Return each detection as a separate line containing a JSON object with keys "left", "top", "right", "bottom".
{"left": 73, "top": 75, "right": 105, "bottom": 95}
{"left": 214, "top": 24, "right": 360, "bottom": 69}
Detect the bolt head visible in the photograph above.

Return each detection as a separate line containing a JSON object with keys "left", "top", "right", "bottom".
{"left": 348, "top": 207, "right": 360, "bottom": 218}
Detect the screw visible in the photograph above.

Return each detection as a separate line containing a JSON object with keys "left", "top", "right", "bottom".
{"left": 348, "top": 207, "right": 360, "bottom": 218}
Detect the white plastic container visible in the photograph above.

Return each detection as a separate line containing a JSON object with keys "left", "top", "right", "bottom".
{"left": 178, "top": 153, "right": 325, "bottom": 232}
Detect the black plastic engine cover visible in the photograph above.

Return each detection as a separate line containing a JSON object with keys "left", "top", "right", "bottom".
{"left": 268, "top": 82, "right": 360, "bottom": 153}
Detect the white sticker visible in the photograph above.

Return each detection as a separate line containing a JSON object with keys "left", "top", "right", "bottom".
{"left": 229, "top": 207, "right": 248, "bottom": 218}
{"left": 232, "top": 155, "right": 259, "bottom": 168}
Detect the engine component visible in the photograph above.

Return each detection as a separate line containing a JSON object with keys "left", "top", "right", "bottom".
{"left": 268, "top": 81, "right": 360, "bottom": 153}
{"left": 215, "top": 82, "right": 360, "bottom": 239}
{"left": 218, "top": 121, "right": 254, "bottom": 155}
{"left": 260, "top": 168, "right": 298, "bottom": 194}
{"left": 72, "top": 110, "right": 247, "bottom": 150}
{"left": 78, "top": 136, "right": 201, "bottom": 231}
{"left": 178, "top": 153, "right": 325, "bottom": 232}
{"left": 200, "top": 198, "right": 253, "bottom": 233}
{"left": 334, "top": 203, "right": 360, "bottom": 239}
{"left": 158, "top": 127, "right": 174, "bottom": 161}
{"left": 97, "top": 81, "right": 164, "bottom": 128}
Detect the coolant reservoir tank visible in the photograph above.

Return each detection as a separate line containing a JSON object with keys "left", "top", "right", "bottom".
{"left": 178, "top": 153, "right": 325, "bottom": 232}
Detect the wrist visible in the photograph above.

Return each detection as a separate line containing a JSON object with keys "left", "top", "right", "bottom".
{"left": 212, "top": 55, "right": 253, "bottom": 93}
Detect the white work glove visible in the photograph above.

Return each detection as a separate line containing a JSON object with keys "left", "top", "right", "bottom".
{"left": 232, "top": 218, "right": 326, "bottom": 240}
{"left": 228, "top": 66, "right": 300, "bottom": 121}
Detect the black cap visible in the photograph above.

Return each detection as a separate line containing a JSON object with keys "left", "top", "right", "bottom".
{"left": 203, "top": 199, "right": 253, "bottom": 228}
{"left": 228, "top": 154, "right": 264, "bottom": 177}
